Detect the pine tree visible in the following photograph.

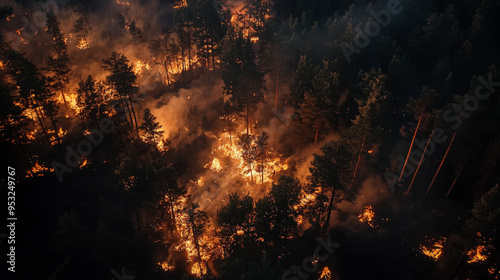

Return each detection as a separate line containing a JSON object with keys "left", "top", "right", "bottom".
{"left": 217, "top": 193, "right": 254, "bottom": 256}
{"left": 289, "top": 55, "right": 315, "bottom": 109}
{"left": 239, "top": 133, "right": 257, "bottom": 182}
{"left": 102, "top": 52, "right": 139, "bottom": 136}
{"left": 255, "top": 176, "right": 302, "bottom": 248}
{"left": 306, "top": 140, "right": 350, "bottom": 232}
{"left": 346, "top": 68, "right": 392, "bottom": 189}
{"left": 2, "top": 48, "right": 56, "bottom": 145}
{"left": 185, "top": 203, "right": 210, "bottom": 276}
{"left": 220, "top": 29, "right": 264, "bottom": 133}
{"left": 255, "top": 131, "right": 269, "bottom": 184}
{"left": 76, "top": 75, "right": 106, "bottom": 127}
{"left": 45, "top": 11, "right": 70, "bottom": 111}
{"left": 73, "top": 17, "right": 89, "bottom": 49}
{"left": 139, "top": 108, "right": 164, "bottom": 156}
{"left": 0, "top": 72, "right": 28, "bottom": 145}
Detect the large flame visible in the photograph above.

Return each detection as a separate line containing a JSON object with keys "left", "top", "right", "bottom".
{"left": 358, "top": 206, "right": 377, "bottom": 228}
{"left": 420, "top": 237, "right": 446, "bottom": 261}
{"left": 319, "top": 266, "right": 332, "bottom": 280}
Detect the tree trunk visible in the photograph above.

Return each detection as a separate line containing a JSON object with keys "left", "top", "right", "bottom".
{"left": 133, "top": 200, "right": 142, "bottom": 232}
{"left": 261, "top": 156, "right": 264, "bottom": 184}
{"left": 348, "top": 133, "right": 366, "bottom": 190}
{"left": 48, "top": 113, "right": 62, "bottom": 145}
{"left": 123, "top": 99, "right": 135, "bottom": 133}
{"left": 34, "top": 106, "right": 51, "bottom": 145}
{"left": 399, "top": 111, "right": 423, "bottom": 184}
{"left": 323, "top": 184, "right": 336, "bottom": 233}
{"left": 128, "top": 98, "right": 140, "bottom": 138}
{"left": 163, "top": 55, "right": 170, "bottom": 85}
{"left": 168, "top": 194, "right": 178, "bottom": 232}
{"left": 57, "top": 75, "right": 69, "bottom": 111}
{"left": 406, "top": 129, "right": 435, "bottom": 196}
{"left": 275, "top": 67, "right": 279, "bottom": 115}
{"left": 446, "top": 151, "right": 469, "bottom": 197}
{"left": 246, "top": 94, "right": 250, "bottom": 135}
{"left": 426, "top": 130, "right": 458, "bottom": 196}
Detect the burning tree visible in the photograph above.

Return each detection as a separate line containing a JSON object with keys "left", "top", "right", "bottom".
{"left": 45, "top": 11, "right": 71, "bottom": 111}
{"left": 76, "top": 75, "right": 107, "bottom": 127}
{"left": 220, "top": 27, "right": 264, "bottom": 134}
{"left": 73, "top": 17, "right": 90, "bottom": 50}
{"left": 0, "top": 66, "right": 28, "bottom": 146}
{"left": 255, "top": 131, "right": 270, "bottom": 184}
{"left": 185, "top": 202, "right": 211, "bottom": 276}
{"left": 2, "top": 48, "right": 60, "bottom": 145}
{"left": 102, "top": 52, "right": 139, "bottom": 136}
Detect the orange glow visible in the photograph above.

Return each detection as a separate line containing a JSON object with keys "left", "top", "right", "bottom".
{"left": 133, "top": 60, "right": 151, "bottom": 76}
{"left": 26, "top": 160, "right": 54, "bottom": 177}
{"left": 158, "top": 261, "right": 175, "bottom": 271}
{"left": 358, "top": 206, "right": 377, "bottom": 228}
{"left": 116, "top": 0, "right": 130, "bottom": 5}
{"left": 420, "top": 237, "right": 446, "bottom": 261}
{"left": 76, "top": 38, "right": 90, "bottom": 50}
{"left": 206, "top": 128, "right": 288, "bottom": 184}
{"left": 319, "top": 266, "right": 332, "bottom": 280}
{"left": 205, "top": 157, "right": 222, "bottom": 172}
{"left": 174, "top": 0, "right": 188, "bottom": 9}
{"left": 467, "top": 245, "right": 488, "bottom": 263}
{"left": 79, "top": 158, "right": 89, "bottom": 169}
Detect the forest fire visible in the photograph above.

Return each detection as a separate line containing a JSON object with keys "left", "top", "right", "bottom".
{"left": 211, "top": 129, "right": 288, "bottom": 184}
{"left": 319, "top": 266, "right": 332, "bottom": 280}
{"left": 76, "top": 38, "right": 90, "bottom": 50}
{"left": 467, "top": 245, "right": 488, "bottom": 263}
{"left": 26, "top": 160, "right": 54, "bottom": 177}
{"left": 134, "top": 60, "right": 151, "bottom": 76}
{"left": 2, "top": 0, "right": 499, "bottom": 279}
{"left": 420, "top": 237, "right": 446, "bottom": 261}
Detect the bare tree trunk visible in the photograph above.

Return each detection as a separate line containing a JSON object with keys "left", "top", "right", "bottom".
{"left": 446, "top": 151, "right": 470, "bottom": 197}
{"left": 275, "top": 67, "right": 279, "bottom": 115}
{"left": 406, "top": 129, "right": 435, "bottom": 196}
{"left": 246, "top": 95, "right": 250, "bottom": 135}
{"left": 128, "top": 98, "right": 140, "bottom": 138}
{"left": 123, "top": 99, "right": 135, "bottom": 133}
{"left": 168, "top": 194, "right": 178, "bottom": 232}
{"left": 163, "top": 56, "right": 170, "bottom": 85}
{"left": 34, "top": 106, "right": 51, "bottom": 145}
{"left": 323, "top": 184, "right": 336, "bottom": 233}
{"left": 399, "top": 111, "right": 423, "bottom": 184}
{"left": 426, "top": 130, "right": 458, "bottom": 196}
{"left": 48, "top": 113, "right": 62, "bottom": 145}
{"left": 348, "top": 133, "right": 366, "bottom": 190}
{"left": 57, "top": 75, "right": 69, "bottom": 111}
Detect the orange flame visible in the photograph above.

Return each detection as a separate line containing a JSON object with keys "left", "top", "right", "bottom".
{"left": 420, "top": 237, "right": 446, "bottom": 261}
